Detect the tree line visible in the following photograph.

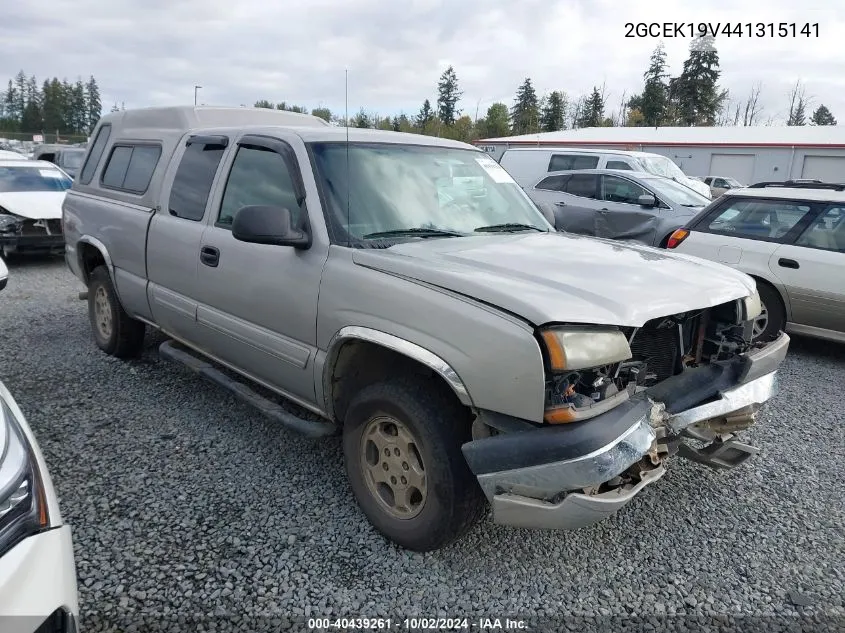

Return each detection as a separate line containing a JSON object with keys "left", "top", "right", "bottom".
{"left": 257, "top": 35, "right": 838, "bottom": 141}
{"left": 0, "top": 70, "right": 104, "bottom": 138}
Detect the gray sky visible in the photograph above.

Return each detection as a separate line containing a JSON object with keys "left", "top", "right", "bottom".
{"left": 2, "top": 0, "right": 843, "bottom": 124}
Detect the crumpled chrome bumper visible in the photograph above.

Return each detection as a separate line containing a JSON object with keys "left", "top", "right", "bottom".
{"left": 463, "top": 332, "right": 790, "bottom": 531}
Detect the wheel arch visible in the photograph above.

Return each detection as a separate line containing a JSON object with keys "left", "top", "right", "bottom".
{"left": 747, "top": 273, "right": 791, "bottom": 321}
{"left": 76, "top": 236, "right": 114, "bottom": 285}
{"left": 322, "top": 326, "right": 473, "bottom": 424}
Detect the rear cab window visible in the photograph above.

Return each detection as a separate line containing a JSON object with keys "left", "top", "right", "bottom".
{"left": 548, "top": 154, "right": 599, "bottom": 172}
{"left": 168, "top": 136, "right": 229, "bottom": 222}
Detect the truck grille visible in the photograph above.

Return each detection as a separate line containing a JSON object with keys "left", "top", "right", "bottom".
{"left": 629, "top": 321, "right": 680, "bottom": 383}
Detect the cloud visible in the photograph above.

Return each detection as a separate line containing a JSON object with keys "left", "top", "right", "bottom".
{"left": 1, "top": 0, "right": 843, "bottom": 123}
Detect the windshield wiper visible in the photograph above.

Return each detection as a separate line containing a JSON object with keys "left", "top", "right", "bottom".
{"left": 681, "top": 204, "right": 704, "bottom": 208}
{"left": 474, "top": 223, "right": 546, "bottom": 233}
{"left": 362, "top": 228, "right": 465, "bottom": 239}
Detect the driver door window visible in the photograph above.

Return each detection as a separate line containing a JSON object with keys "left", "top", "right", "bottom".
{"left": 562, "top": 174, "right": 598, "bottom": 199}
{"left": 601, "top": 175, "right": 649, "bottom": 205}
{"left": 217, "top": 145, "right": 302, "bottom": 228}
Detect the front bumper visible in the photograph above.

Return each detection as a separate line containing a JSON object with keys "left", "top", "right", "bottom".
{"left": 0, "top": 526, "right": 78, "bottom": 633}
{"left": 0, "top": 234, "right": 65, "bottom": 253}
{"left": 462, "top": 332, "right": 789, "bottom": 531}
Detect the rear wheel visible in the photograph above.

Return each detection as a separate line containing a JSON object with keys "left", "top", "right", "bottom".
{"left": 752, "top": 282, "right": 786, "bottom": 343}
{"left": 88, "top": 266, "right": 146, "bottom": 358}
{"left": 343, "top": 377, "right": 485, "bottom": 551}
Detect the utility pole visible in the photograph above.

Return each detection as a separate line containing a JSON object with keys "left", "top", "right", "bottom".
{"left": 194, "top": 85, "right": 202, "bottom": 106}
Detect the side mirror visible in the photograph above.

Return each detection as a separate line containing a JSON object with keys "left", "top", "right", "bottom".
{"left": 637, "top": 194, "right": 657, "bottom": 208}
{"left": 232, "top": 205, "right": 310, "bottom": 249}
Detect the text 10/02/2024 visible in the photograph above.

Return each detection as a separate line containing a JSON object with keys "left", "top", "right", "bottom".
{"left": 625, "top": 22, "right": 819, "bottom": 38}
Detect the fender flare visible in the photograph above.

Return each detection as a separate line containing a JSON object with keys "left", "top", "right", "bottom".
{"left": 322, "top": 326, "right": 473, "bottom": 414}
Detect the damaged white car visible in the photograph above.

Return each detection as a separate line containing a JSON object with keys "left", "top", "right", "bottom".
{"left": 0, "top": 160, "right": 70, "bottom": 258}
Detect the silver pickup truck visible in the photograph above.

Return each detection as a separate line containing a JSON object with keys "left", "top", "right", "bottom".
{"left": 63, "top": 106, "right": 789, "bottom": 552}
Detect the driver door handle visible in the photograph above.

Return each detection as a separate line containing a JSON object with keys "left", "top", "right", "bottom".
{"left": 778, "top": 258, "right": 799, "bottom": 269}
{"left": 555, "top": 201, "right": 567, "bottom": 207}
{"left": 200, "top": 245, "right": 220, "bottom": 267}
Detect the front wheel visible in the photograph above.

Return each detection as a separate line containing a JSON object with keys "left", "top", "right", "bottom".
{"left": 88, "top": 266, "right": 146, "bottom": 358}
{"left": 343, "top": 378, "right": 485, "bottom": 551}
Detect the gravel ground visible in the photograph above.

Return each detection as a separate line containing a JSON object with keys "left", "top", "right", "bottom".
{"left": 1, "top": 257, "right": 843, "bottom": 632}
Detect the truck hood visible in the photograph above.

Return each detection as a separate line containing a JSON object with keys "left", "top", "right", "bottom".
{"left": 0, "top": 192, "right": 66, "bottom": 220}
{"left": 352, "top": 232, "right": 756, "bottom": 327}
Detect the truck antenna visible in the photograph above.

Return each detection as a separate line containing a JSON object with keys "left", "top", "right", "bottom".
{"left": 345, "top": 68, "right": 350, "bottom": 248}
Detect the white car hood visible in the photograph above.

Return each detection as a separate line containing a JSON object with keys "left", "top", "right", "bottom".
{"left": 682, "top": 177, "right": 712, "bottom": 199}
{"left": 0, "top": 191, "right": 66, "bottom": 220}
{"left": 353, "top": 232, "right": 756, "bottom": 327}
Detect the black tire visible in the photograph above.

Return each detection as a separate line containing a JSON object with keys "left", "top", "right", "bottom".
{"left": 87, "top": 266, "right": 146, "bottom": 358}
{"left": 753, "top": 281, "right": 786, "bottom": 343}
{"left": 343, "top": 377, "right": 486, "bottom": 552}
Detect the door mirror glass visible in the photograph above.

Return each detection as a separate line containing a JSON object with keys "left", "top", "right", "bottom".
{"left": 232, "top": 205, "right": 310, "bottom": 249}
{"left": 637, "top": 194, "right": 657, "bottom": 207}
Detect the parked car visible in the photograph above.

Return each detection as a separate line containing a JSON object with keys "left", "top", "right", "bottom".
{"left": 527, "top": 169, "right": 710, "bottom": 247}
{"left": 499, "top": 147, "right": 713, "bottom": 199}
{"left": 0, "top": 150, "right": 25, "bottom": 161}
{"left": 0, "top": 258, "right": 79, "bottom": 633}
{"left": 64, "top": 106, "right": 787, "bottom": 552}
{"left": 31, "top": 146, "right": 87, "bottom": 180}
{"left": 704, "top": 176, "right": 745, "bottom": 198}
{"left": 0, "top": 160, "right": 71, "bottom": 258}
{"left": 666, "top": 180, "right": 845, "bottom": 343}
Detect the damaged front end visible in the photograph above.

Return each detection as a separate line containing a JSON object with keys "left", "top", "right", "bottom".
{"left": 461, "top": 295, "right": 789, "bottom": 531}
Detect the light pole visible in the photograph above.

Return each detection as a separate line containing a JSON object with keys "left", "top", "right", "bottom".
{"left": 194, "top": 85, "right": 202, "bottom": 106}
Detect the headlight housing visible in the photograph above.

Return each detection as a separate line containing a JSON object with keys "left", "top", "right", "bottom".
{"left": 0, "top": 399, "right": 49, "bottom": 556}
{"left": 742, "top": 289, "right": 763, "bottom": 322}
{"left": 0, "top": 211, "right": 22, "bottom": 233}
{"left": 540, "top": 326, "right": 632, "bottom": 372}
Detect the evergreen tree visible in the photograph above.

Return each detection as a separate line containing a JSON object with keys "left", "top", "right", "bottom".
{"left": 311, "top": 107, "right": 331, "bottom": 122}
{"left": 510, "top": 78, "right": 540, "bottom": 135}
{"left": 352, "top": 108, "right": 372, "bottom": 128}
{"left": 71, "top": 80, "right": 86, "bottom": 133}
{"left": 436, "top": 66, "right": 462, "bottom": 127}
{"left": 481, "top": 103, "right": 510, "bottom": 138}
{"left": 540, "top": 91, "right": 566, "bottom": 132}
{"left": 416, "top": 99, "right": 435, "bottom": 131}
{"left": 668, "top": 35, "right": 726, "bottom": 126}
{"left": 576, "top": 87, "right": 605, "bottom": 128}
{"left": 14, "top": 71, "right": 27, "bottom": 122}
{"left": 254, "top": 99, "right": 274, "bottom": 108}
{"left": 639, "top": 44, "right": 669, "bottom": 126}
{"left": 3, "top": 80, "right": 19, "bottom": 124}
{"left": 85, "top": 76, "right": 102, "bottom": 132}
{"left": 810, "top": 104, "right": 837, "bottom": 126}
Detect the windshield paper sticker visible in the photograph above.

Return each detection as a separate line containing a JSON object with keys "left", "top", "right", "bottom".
{"left": 475, "top": 156, "right": 516, "bottom": 184}
{"left": 39, "top": 169, "right": 63, "bottom": 178}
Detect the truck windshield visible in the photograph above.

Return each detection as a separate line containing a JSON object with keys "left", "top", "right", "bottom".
{"left": 0, "top": 166, "right": 72, "bottom": 192}
{"left": 310, "top": 142, "right": 549, "bottom": 242}
{"left": 61, "top": 150, "right": 85, "bottom": 169}
{"left": 638, "top": 156, "right": 686, "bottom": 181}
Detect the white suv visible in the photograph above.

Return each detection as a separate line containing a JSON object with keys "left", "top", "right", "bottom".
{"left": 666, "top": 181, "right": 845, "bottom": 344}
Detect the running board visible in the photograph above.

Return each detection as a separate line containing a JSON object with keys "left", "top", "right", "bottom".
{"left": 158, "top": 340, "right": 337, "bottom": 439}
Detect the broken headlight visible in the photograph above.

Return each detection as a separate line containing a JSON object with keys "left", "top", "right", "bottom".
{"left": 0, "top": 398, "right": 49, "bottom": 556}
{"left": 742, "top": 289, "right": 762, "bottom": 322}
{"left": 540, "top": 327, "right": 633, "bottom": 424}
{"left": 0, "top": 211, "right": 22, "bottom": 234}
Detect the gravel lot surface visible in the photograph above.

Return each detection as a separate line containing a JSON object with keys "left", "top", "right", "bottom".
{"left": 1, "top": 257, "right": 843, "bottom": 632}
